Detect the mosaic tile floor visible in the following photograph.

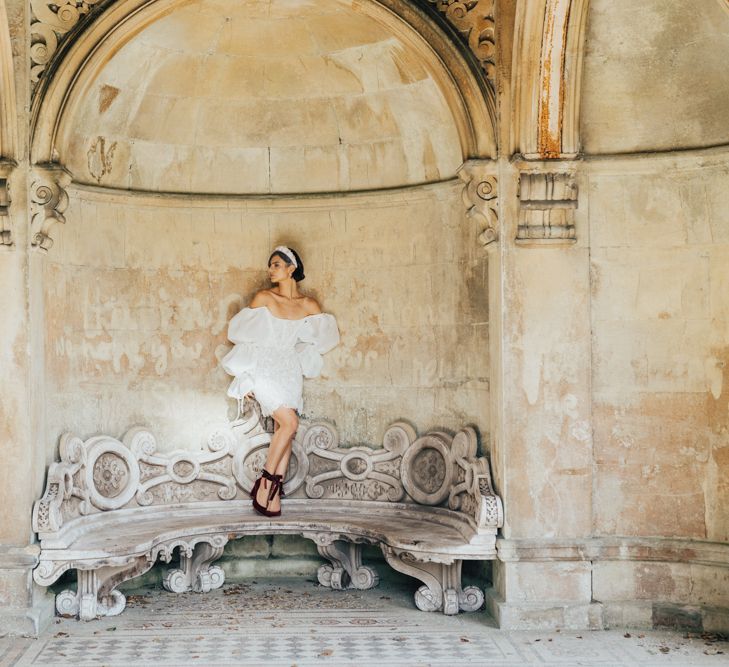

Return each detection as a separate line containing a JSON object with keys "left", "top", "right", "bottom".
{"left": 2, "top": 578, "right": 728, "bottom": 666}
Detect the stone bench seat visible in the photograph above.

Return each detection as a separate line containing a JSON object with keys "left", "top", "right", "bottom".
{"left": 32, "top": 413, "right": 503, "bottom": 620}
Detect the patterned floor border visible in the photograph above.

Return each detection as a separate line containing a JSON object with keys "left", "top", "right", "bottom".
{"left": 2, "top": 578, "right": 728, "bottom": 666}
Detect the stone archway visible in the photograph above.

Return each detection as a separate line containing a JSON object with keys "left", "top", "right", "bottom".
{"left": 29, "top": 0, "right": 497, "bottom": 165}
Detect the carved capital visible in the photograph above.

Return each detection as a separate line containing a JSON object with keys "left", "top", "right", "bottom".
{"left": 30, "top": 164, "right": 71, "bottom": 252}
{"left": 30, "top": 0, "right": 104, "bottom": 94}
{"left": 457, "top": 160, "right": 498, "bottom": 247}
{"left": 426, "top": 0, "right": 496, "bottom": 87}
{"left": 517, "top": 170, "right": 577, "bottom": 245}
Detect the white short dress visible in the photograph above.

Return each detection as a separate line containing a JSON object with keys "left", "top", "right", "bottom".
{"left": 221, "top": 306, "right": 340, "bottom": 416}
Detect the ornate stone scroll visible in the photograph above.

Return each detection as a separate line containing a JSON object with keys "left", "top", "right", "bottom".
{"left": 52, "top": 555, "right": 155, "bottom": 621}
{"left": 381, "top": 545, "right": 484, "bottom": 614}
{"left": 517, "top": 170, "right": 577, "bottom": 244}
{"left": 30, "top": 164, "right": 71, "bottom": 251}
{"left": 162, "top": 537, "right": 228, "bottom": 594}
{"left": 301, "top": 422, "right": 413, "bottom": 501}
{"left": 32, "top": 415, "right": 265, "bottom": 535}
{"left": 305, "top": 533, "right": 379, "bottom": 591}
{"left": 425, "top": 0, "right": 496, "bottom": 87}
{"left": 30, "top": 0, "right": 104, "bottom": 92}
{"left": 33, "top": 416, "right": 503, "bottom": 618}
{"left": 458, "top": 160, "right": 498, "bottom": 247}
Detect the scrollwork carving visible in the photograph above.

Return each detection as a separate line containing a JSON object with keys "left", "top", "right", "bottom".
{"left": 425, "top": 0, "right": 496, "bottom": 87}
{"left": 458, "top": 161, "right": 498, "bottom": 246}
{"left": 30, "top": 0, "right": 104, "bottom": 92}
{"left": 303, "top": 421, "right": 411, "bottom": 501}
{"left": 30, "top": 164, "right": 71, "bottom": 251}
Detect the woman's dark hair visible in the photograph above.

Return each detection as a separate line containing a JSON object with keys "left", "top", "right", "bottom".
{"left": 269, "top": 247, "right": 305, "bottom": 282}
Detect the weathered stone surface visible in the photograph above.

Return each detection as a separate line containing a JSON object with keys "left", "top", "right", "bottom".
{"left": 43, "top": 181, "right": 489, "bottom": 452}
{"left": 581, "top": 0, "right": 729, "bottom": 153}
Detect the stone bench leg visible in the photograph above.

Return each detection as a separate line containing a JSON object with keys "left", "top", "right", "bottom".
{"left": 163, "top": 541, "right": 226, "bottom": 594}
{"left": 310, "top": 537, "right": 379, "bottom": 590}
{"left": 381, "top": 545, "right": 484, "bottom": 615}
{"left": 56, "top": 556, "right": 155, "bottom": 621}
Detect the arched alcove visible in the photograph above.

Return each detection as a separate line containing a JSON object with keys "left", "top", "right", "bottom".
{"left": 34, "top": 0, "right": 492, "bottom": 454}
{"left": 54, "top": 0, "right": 464, "bottom": 193}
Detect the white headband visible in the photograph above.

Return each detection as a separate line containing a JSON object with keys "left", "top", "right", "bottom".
{"left": 273, "top": 246, "right": 298, "bottom": 268}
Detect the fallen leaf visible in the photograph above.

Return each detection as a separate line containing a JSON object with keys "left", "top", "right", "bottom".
{"left": 54, "top": 632, "right": 69, "bottom": 638}
{"left": 318, "top": 649, "right": 333, "bottom": 657}
{"left": 459, "top": 636, "right": 470, "bottom": 643}
{"left": 659, "top": 646, "right": 670, "bottom": 654}
{"left": 624, "top": 633, "right": 632, "bottom": 638}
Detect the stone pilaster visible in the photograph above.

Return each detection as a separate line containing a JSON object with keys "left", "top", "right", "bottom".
{"left": 485, "top": 157, "right": 597, "bottom": 629}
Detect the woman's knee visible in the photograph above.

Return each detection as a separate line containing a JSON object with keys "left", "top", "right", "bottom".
{"left": 274, "top": 408, "right": 298, "bottom": 434}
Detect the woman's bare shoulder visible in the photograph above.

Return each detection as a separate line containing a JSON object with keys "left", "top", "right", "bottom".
{"left": 303, "top": 296, "right": 323, "bottom": 315}
{"left": 249, "top": 290, "right": 275, "bottom": 308}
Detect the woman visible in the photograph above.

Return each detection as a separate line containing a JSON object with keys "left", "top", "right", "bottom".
{"left": 221, "top": 246, "right": 339, "bottom": 516}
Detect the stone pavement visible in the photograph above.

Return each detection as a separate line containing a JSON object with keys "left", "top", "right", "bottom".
{"left": 1, "top": 577, "right": 728, "bottom": 666}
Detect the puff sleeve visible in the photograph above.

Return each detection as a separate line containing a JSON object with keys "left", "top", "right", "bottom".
{"left": 295, "top": 314, "right": 340, "bottom": 378}
{"left": 220, "top": 308, "right": 271, "bottom": 398}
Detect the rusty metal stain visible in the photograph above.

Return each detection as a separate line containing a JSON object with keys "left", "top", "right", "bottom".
{"left": 537, "top": 0, "right": 573, "bottom": 158}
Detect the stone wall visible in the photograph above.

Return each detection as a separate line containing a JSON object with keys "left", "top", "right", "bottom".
{"left": 589, "top": 150, "right": 729, "bottom": 542}
{"left": 585, "top": 148, "right": 729, "bottom": 629}
{"left": 42, "top": 181, "right": 489, "bottom": 456}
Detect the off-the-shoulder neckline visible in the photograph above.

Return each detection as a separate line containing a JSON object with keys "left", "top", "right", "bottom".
{"left": 248, "top": 305, "right": 326, "bottom": 322}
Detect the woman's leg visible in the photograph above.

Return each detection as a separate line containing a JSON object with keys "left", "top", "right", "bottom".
{"left": 255, "top": 407, "right": 298, "bottom": 512}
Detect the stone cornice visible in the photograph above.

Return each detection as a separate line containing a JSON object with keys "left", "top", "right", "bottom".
{"left": 497, "top": 537, "right": 729, "bottom": 569}
{"left": 0, "top": 544, "right": 41, "bottom": 569}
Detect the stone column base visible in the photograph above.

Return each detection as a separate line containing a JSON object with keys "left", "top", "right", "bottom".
{"left": 485, "top": 589, "right": 604, "bottom": 630}
{"left": 491, "top": 537, "right": 729, "bottom": 632}
{"left": 0, "top": 546, "right": 54, "bottom": 637}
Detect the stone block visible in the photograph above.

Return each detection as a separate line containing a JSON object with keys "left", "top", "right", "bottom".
{"left": 222, "top": 557, "right": 321, "bottom": 582}
{"left": 271, "top": 535, "right": 318, "bottom": 558}
{"left": 503, "top": 561, "right": 592, "bottom": 604}
{"left": 602, "top": 601, "right": 654, "bottom": 629}
{"left": 652, "top": 603, "right": 703, "bottom": 631}
{"left": 223, "top": 536, "right": 272, "bottom": 560}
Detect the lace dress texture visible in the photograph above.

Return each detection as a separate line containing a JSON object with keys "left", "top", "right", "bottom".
{"left": 221, "top": 306, "right": 340, "bottom": 416}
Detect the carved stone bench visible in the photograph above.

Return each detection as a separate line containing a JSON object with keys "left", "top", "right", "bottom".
{"left": 32, "top": 410, "right": 503, "bottom": 620}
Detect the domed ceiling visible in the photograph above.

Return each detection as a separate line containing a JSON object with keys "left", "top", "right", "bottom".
{"left": 580, "top": 0, "right": 729, "bottom": 154}
{"left": 60, "top": 0, "right": 464, "bottom": 194}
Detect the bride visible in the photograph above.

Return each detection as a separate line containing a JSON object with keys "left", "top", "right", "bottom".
{"left": 221, "top": 246, "right": 339, "bottom": 516}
